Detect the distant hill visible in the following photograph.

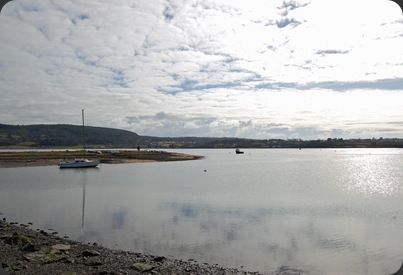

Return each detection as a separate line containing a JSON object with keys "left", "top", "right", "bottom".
{"left": 0, "top": 124, "right": 143, "bottom": 148}
{"left": 1, "top": 123, "right": 403, "bottom": 149}
{"left": 0, "top": 123, "right": 221, "bottom": 148}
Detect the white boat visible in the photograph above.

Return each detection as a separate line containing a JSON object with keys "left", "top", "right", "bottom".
{"left": 59, "top": 158, "right": 99, "bottom": 168}
{"left": 59, "top": 109, "right": 99, "bottom": 168}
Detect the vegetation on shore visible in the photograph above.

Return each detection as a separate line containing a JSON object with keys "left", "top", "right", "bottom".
{"left": 2, "top": 123, "right": 403, "bottom": 149}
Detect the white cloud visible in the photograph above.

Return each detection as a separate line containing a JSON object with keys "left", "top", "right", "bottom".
{"left": 0, "top": 0, "right": 402, "bottom": 139}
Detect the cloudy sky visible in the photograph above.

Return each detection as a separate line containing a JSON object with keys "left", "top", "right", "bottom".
{"left": 0, "top": 0, "right": 402, "bottom": 139}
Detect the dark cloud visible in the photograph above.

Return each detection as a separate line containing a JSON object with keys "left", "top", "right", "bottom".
{"left": 71, "top": 14, "right": 89, "bottom": 25}
{"left": 315, "top": 50, "right": 349, "bottom": 55}
{"left": 163, "top": 6, "right": 175, "bottom": 22}
{"left": 254, "top": 78, "right": 403, "bottom": 92}
{"left": 300, "top": 78, "right": 403, "bottom": 91}
{"left": 276, "top": 18, "right": 301, "bottom": 28}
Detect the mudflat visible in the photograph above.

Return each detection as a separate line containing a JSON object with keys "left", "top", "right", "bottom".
{"left": 0, "top": 150, "right": 203, "bottom": 168}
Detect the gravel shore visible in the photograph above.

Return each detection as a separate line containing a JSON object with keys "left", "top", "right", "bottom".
{"left": 0, "top": 219, "right": 264, "bottom": 275}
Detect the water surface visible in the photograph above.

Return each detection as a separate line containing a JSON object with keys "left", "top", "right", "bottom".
{"left": 1, "top": 148, "right": 403, "bottom": 274}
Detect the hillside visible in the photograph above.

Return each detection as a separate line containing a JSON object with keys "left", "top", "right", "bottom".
{"left": 1, "top": 123, "right": 403, "bottom": 149}
{"left": 0, "top": 124, "right": 219, "bottom": 149}
{"left": 0, "top": 124, "right": 143, "bottom": 148}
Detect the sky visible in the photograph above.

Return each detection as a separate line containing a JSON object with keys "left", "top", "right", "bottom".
{"left": 0, "top": 0, "right": 402, "bottom": 140}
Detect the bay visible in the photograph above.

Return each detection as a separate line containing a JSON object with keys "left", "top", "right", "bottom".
{"left": 1, "top": 148, "right": 403, "bottom": 274}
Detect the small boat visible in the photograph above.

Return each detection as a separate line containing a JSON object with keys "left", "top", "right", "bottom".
{"left": 59, "top": 158, "right": 99, "bottom": 168}
{"left": 235, "top": 148, "right": 244, "bottom": 154}
{"left": 59, "top": 109, "right": 99, "bottom": 168}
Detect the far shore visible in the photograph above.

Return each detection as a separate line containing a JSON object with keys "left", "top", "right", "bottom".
{"left": 0, "top": 149, "right": 203, "bottom": 168}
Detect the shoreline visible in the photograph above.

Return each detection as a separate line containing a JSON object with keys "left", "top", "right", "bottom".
{"left": 0, "top": 150, "right": 203, "bottom": 168}
{"left": 0, "top": 219, "right": 262, "bottom": 275}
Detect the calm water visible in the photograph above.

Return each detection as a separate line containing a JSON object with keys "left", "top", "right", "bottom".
{"left": 1, "top": 148, "right": 403, "bottom": 274}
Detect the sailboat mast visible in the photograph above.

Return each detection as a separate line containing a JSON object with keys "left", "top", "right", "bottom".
{"left": 82, "top": 109, "right": 86, "bottom": 153}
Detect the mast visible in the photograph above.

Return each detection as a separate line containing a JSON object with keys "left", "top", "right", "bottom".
{"left": 82, "top": 109, "right": 86, "bottom": 153}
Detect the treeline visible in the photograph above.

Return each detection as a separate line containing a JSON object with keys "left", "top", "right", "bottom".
{"left": 206, "top": 137, "right": 403, "bottom": 149}
{"left": 1, "top": 123, "right": 403, "bottom": 149}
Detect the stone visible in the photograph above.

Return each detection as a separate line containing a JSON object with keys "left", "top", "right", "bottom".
{"left": 132, "top": 262, "right": 154, "bottom": 272}
{"left": 2, "top": 232, "right": 31, "bottom": 245}
{"left": 24, "top": 251, "right": 47, "bottom": 262}
{"left": 65, "top": 257, "right": 75, "bottom": 264}
{"left": 82, "top": 249, "right": 101, "bottom": 257}
{"left": 51, "top": 244, "right": 71, "bottom": 252}
{"left": 23, "top": 244, "right": 40, "bottom": 252}
{"left": 85, "top": 261, "right": 103, "bottom": 267}
{"left": 153, "top": 256, "right": 165, "bottom": 262}
{"left": 23, "top": 244, "right": 71, "bottom": 264}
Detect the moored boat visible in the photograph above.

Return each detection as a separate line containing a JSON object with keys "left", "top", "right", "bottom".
{"left": 235, "top": 148, "right": 244, "bottom": 154}
{"left": 58, "top": 109, "right": 99, "bottom": 168}
{"left": 59, "top": 158, "right": 99, "bottom": 168}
